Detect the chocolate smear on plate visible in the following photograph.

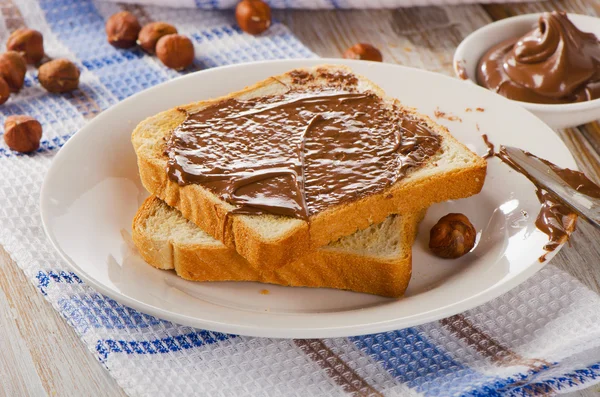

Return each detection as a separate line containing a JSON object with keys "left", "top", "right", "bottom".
{"left": 483, "top": 135, "right": 600, "bottom": 261}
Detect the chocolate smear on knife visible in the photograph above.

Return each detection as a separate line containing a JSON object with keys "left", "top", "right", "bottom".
{"left": 483, "top": 136, "right": 600, "bottom": 261}
{"left": 165, "top": 73, "right": 441, "bottom": 220}
{"left": 481, "top": 134, "right": 495, "bottom": 159}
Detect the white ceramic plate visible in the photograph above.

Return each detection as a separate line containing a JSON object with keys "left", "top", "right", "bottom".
{"left": 41, "top": 59, "right": 577, "bottom": 338}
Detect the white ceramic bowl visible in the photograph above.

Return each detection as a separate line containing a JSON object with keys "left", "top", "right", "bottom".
{"left": 454, "top": 13, "right": 600, "bottom": 129}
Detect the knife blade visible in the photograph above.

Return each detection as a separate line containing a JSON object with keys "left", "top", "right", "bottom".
{"left": 503, "top": 146, "right": 600, "bottom": 229}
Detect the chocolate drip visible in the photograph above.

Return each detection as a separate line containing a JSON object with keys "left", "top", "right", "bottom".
{"left": 481, "top": 134, "right": 495, "bottom": 159}
{"left": 484, "top": 137, "right": 600, "bottom": 260}
{"left": 496, "top": 147, "right": 584, "bottom": 261}
{"left": 477, "top": 11, "right": 600, "bottom": 104}
{"left": 534, "top": 189, "right": 575, "bottom": 254}
{"left": 165, "top": 84, "right": 442, "bottom": 220}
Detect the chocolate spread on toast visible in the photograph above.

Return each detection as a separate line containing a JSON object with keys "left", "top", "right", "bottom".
{"left": 164, "top": 71, "right": 442, "bottom": 219}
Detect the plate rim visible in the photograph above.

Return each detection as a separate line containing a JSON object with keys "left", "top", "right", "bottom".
{"left": 40, "top": 58, "right": 576, "bottom": 338}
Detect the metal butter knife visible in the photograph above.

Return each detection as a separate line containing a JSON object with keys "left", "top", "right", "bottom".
{"left": 503, "top": 146, "right": 600, "bottom": 228}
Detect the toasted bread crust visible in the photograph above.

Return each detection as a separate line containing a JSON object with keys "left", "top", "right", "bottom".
{"left": 309, "top": 165, "right": 486, "bottom": 248}
{"left": 132, "top": 65, "right": 487, "bottom": 271}
{"left": 132, "top": 196, "right": 424, "bottom": 297}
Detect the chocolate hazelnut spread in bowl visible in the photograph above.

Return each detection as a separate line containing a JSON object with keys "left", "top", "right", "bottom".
{"left": 454, "top": 12, "right": 600, "bottom": 129}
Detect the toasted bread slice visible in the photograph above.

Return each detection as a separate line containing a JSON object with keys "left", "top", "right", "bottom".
{"left": 132, "top": 196, "right": 425, "bottom": 298}
{"left": 132, "top": 65, "right": 486, "bottom": 270}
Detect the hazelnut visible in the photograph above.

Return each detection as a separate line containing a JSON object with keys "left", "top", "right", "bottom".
{"left": 343, "top": 43, "right": 383, "bottom": 62}
{"left": 6, "top": 28, "right": 44, "bottom": 64}
{"left": 156, "top": 34, "right": 194, "bottom": 70}
{"left": 236, "top": 0, "right": 271, "bottom": 35}
{"left": 429, "top": 213, "right": 476, "bottom": 259}
{"left": 105, "top": 11, "right": 141, "bottom": 48}
{"left": 4, "top": 115, "right": 42, "bottom": 153}
{"left": 0, "top": 51, "right": 26, "bottom": 92}
{"left": 0, "top": 77, "right": 10, "bottom": 105}
{"left": 138, "top": 22, "right": 178, "bottom": 54}
{"left": 38, "top": 58, "right": 80, "bottom": 93}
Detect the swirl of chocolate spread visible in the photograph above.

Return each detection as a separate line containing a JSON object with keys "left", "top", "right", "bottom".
{"left": 165, "top": 72, "right": 442, "bottom": 220}
{"left": 477, "top": 11, "right": 600, "bottom": 104}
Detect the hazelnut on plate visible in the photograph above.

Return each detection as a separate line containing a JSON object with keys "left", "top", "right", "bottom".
{"left": 236, "top": 0, "right": 271, "bottom": 35}
{"left": 4, "top": 115, "right": 42, "bottom": 153}
{"left": 38, "top": 58, "right": 80, "bottom": 93}
{"left": 0, "top": 77, "right": 10, "bottom": 105}
{"left": 0, "top": 51, "right": 27, "bottom": 92}
{"left": 429, "top": 213, "right": 476, "bottom": 259}
{"left": 156, "top": 34, "right": 194, "bottom": 70}
{"left": 138, "top": 22, "right": 178, "bottom": 54}
{"left": 105, "top": 11, "right": 141, "bottom": 48}
{"left": 343, "top": 43, "right": 383, "bottom": 62}
{"left": 6, "top": 28, "right": 44, "bottom": 64}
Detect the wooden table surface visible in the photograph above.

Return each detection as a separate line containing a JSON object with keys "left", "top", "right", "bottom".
{"left": 2, "top": 1, "right": 600, "bottom": 396}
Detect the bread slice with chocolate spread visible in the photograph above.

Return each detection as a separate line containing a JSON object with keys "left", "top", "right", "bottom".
{"left": 132, "top": 196, "right": 425, "bottom": 298}
{"left": 132, "top": 65, "right": 487, "bottom": 270}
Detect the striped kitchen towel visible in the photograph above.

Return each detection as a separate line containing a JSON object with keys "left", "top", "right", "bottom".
{"left": 0, "top": 1, "right": 599, "bottom": 396}
{"left": 105, "top": 0, "right": 538, "bottom": 9}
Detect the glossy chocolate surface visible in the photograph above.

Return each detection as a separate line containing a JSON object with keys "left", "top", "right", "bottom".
{"left": 165, "top": 74, "right": 442, "bottom": 219}
{"left": 489, "top": 143, "right": 600, "bottom": 259}
{"left": 481, "top": 134, "right": 495, "bottom": 159}
{"left": 477, "top": 12, "right": 600, "bottom": 104}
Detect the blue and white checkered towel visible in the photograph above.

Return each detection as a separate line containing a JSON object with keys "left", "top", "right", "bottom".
{"left": 0, "top": 1, "right": 598, "bottom": 396}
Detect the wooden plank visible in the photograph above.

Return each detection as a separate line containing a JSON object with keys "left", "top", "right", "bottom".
{"left": 0, "top": 281, "right": 47, "bottom": 397}
{"left": 275, "top": 5, "right": 492, "bottom": 75}
{"left": 556, "top": 127, "right": 600, "bottom": 183}
{"left": 0, "top": 0, "right": 25, "bottom": 32}
{"left": 484, "top": 0, "right": 599, "bottom": 19}
{"left": 0, "top": 248, "right": 127, "bottom": 397}
{"left": 577, "top": 122, "right": 600, "bottom": 175}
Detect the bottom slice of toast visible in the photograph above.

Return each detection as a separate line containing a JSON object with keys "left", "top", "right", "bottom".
{"left": 132, "top": 196, "right": 425, "bottom": 298}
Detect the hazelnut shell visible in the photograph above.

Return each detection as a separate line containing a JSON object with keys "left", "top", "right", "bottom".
{"left": 156, "top": 34, "right": 194, "bottom": 70}
{"left": 4, "top": 115, "right": 42, "bottom": 153}
{"left": 0, "top": 77, "right": 10, "bottom": 105}
{"left": 0, "top": 51, "right": 27, "bottom": 92}
{"left": 343, "top": 43, "right": 383, "bottom": 62}
{"left": 429, "top": 213, "right": 477, "bottom": 259}
{"left": 105, "top": 11, "right": 141, "bottom": 48}
{"left": 38, "top": 58, "right": 80, "bottom": 93}
{"left": 138, "top": 22, "right": 178, "bottom": 54}
{"left": 236, "top": 0, "right": 272, "bottom": 35}
{"left": 6, "top": 28, "right": 44, "bottom": 64}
